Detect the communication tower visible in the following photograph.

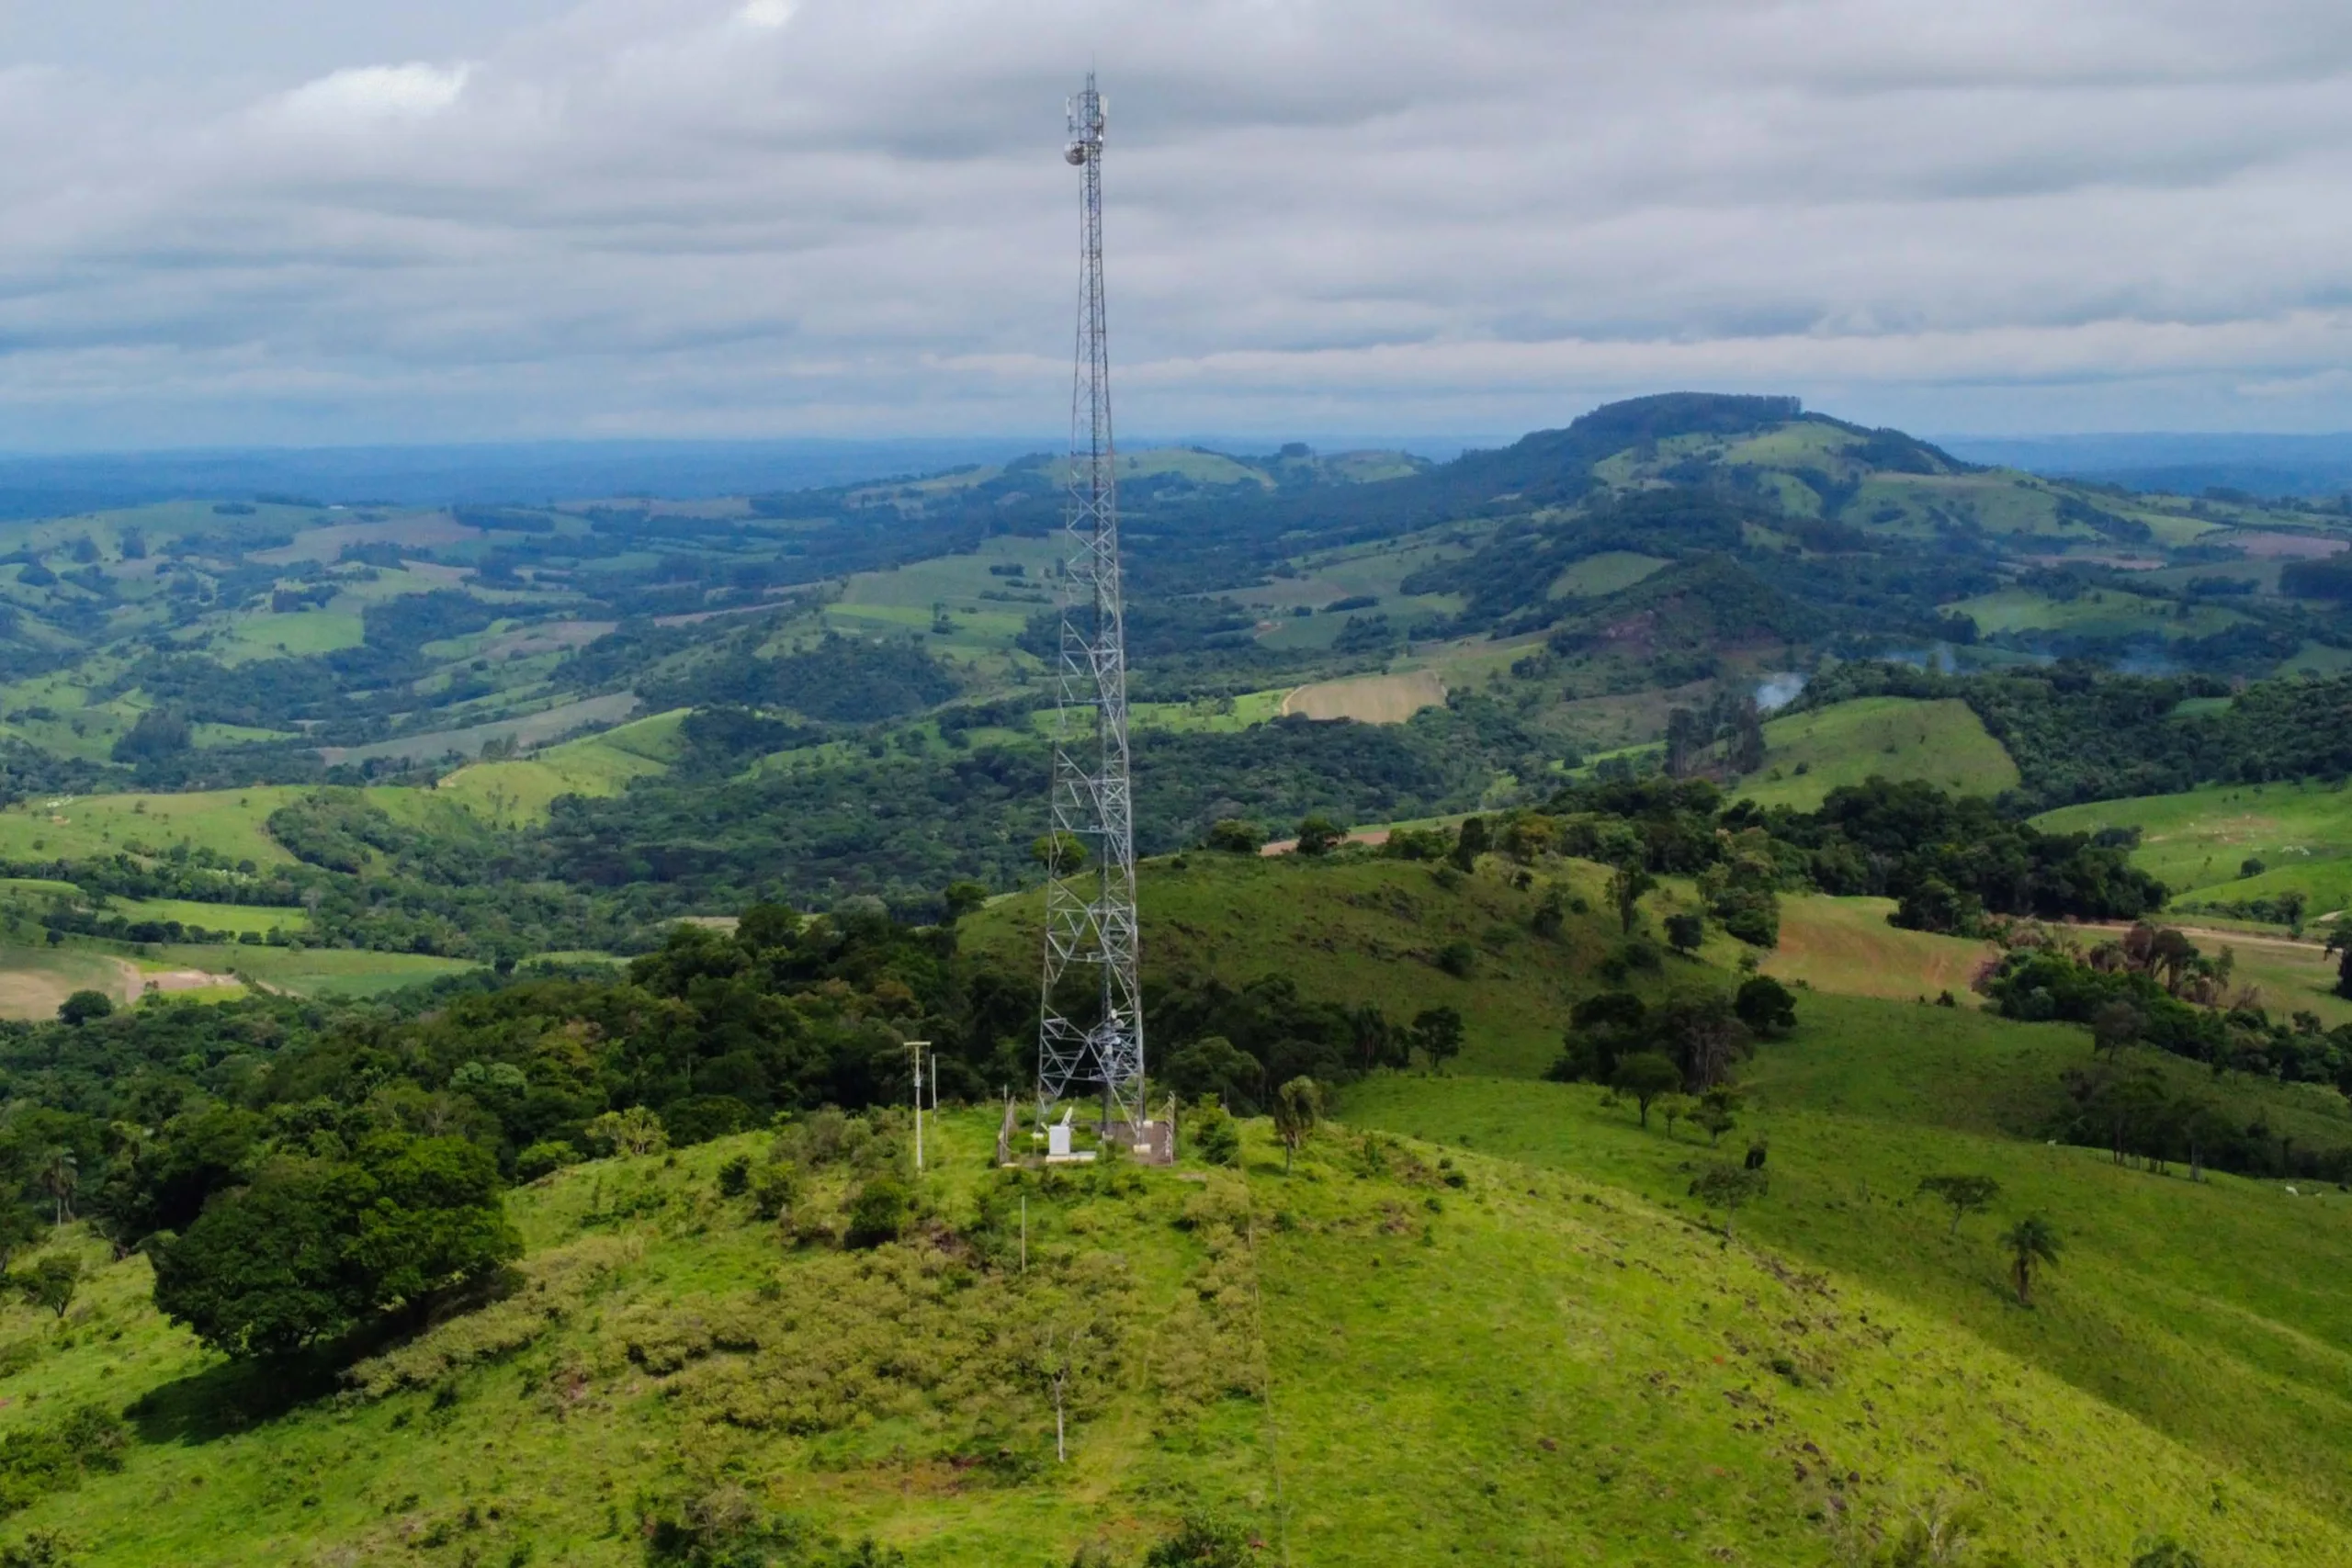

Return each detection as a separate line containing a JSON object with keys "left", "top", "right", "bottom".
{"left": 1036, "top": 73, "right": 1145, "bottom": 1134}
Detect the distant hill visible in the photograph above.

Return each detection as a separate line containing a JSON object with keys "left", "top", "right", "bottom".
{"left": 1942, "top": 432, "right": 2352, "bottom": 500}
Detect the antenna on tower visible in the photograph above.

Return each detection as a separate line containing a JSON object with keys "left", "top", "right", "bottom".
{"left": 1036, "top": 73, "right": 1148, "bottom": 1145}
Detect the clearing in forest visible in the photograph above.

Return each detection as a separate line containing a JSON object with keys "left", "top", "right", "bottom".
{"left": 1281, "top": 669, "right": 1445, "bottom": 724}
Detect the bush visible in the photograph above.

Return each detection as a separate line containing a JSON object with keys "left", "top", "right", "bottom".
{"left": 1188, "top": 1104, "right": 1241, "bottom": 1168}
{"left": 0, "top": 1403, "right": 127, "bottom": 1518}
{"left": 1144, "top": 1516, "right": 1251, "bottom": 1568}
{"left": 844, "top": 1178, "right": 911, "bottom": 1249}
{"left": 1203, "top": 819, "right": 1265, "bottom": 853}
{"left": 717, "top": 1156, "right": 752, "bottom": 1198}
{"left": 514, "top": 1141, "right": 580, "bottom": 1182}
{"left": 752, "top": 1159, "right": 803, "bottom": 1221}
{"left": 1434, "top": 941, "right": 1477, "bottom": 978}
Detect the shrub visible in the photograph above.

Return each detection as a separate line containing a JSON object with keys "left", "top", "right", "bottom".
{"left": 844, "top": 1178, "right": 912, "bottom": 1249}
{"left": 514, "top": 1141, "right": 580, "bottom": 1182}
{"left": 1144, "top": 1516, "right": 1250, "bottom": 1568}
{"left": 0, "top": 1403, "right": 127, "bottom": 1518}
{"left": 1434, "top": 941, "right": 1476, "bottom": 978}
{"left": 717, "top": 1156, "right": 752, "bottom": 1198}
{"left": 1188, "top": 1105, "right": 1241, "bottom": 1168}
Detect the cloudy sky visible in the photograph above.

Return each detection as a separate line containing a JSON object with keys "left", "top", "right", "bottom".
{"left": 0, "top": 0, "right": 2347, "bottom": 449}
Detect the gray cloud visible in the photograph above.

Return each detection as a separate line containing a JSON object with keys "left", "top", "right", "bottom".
{"left": 0, "top": 0, "right": 2347, "bottom": 447}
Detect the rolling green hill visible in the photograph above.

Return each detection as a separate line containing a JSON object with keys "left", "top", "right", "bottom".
{"left": 1731, "top": 696, "right": 2020, "bottom": 811}
{"left": 2037, "top": 780, "right": 2352, "bottom": 920}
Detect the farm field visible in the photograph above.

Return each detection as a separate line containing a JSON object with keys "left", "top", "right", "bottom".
{"left": 1280, "top": 669, "right": 1445, "bottom": 723}
{"left": 1730, "top": 695, "right": 2020, "bottom": 810}
{"left": 2035, "top": 779, "right": 2352, "bottom": 919}
{"left": 1943, "top": 585, "right": 2242, "bottom": 639}
{"left": 1762, "top": 893, "right": 1996, "bottom": 1000}
{"left": 317, "top": 692, "right": 642, "bottom": 767}
{"left": 1547, "top": 548, "right": 1668, "bottom": 598}
{"left": 0, "top": 945, "right": 141, "bottom": 1019}
{"left": 0, "top": 787, "right": 309, "bottom": 865}
{"left": 185, "top": 943, "right": 480, "bottom": 997}
{"left": 432, "top": 708, "right": 688, "bottom": 825}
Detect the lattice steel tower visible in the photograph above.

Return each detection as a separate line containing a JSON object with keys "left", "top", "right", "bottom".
{"left": 1036, "top": 73, "right": 1144, "bottom": 1132}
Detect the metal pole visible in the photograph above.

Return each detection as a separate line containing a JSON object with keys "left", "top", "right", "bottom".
{"left": 907, "top": 1040, "right": 931, "bottom": 1175}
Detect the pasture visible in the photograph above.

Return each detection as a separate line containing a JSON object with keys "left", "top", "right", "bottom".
{"left": 1730, "top": 695, "right": 2020, "bottom": 810}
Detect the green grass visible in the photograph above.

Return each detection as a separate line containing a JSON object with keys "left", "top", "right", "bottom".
{"left": 101, "top": 897, "right": 305, "bottom": 936}
{"left": 1545, "top": 548, "right": 1669, "bottom": 599}
{"left": 8, "top": 1086, "right": 2349, "bottom": 1564}
{"left": 962, "top": 852, "right": 1652, "bottom": 1078}
{"left": 183, "top": 943, "right": 479, "bottom": 998}
{"left": 2036, "top": 779, "right": 2352, "bottom": 917}
{"left": 1342, "top": 1015, "right": 2352, "bottom": 1548}
{"left": 1944, "top": 587, "right": 2241, "bottom": 640}
{"left": 0, "top": 788, "right": 307, "bottom": 866}
{"left": 433, "top": 709, "right": 687, "bottom": 826}
{"left": 1730, "top": 696, "right": 2020, "bottom": 811}
{"left": 210, "top": 610, "right": 364, "bottom": 663}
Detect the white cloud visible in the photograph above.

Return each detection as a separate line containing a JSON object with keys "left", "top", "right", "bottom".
{"left": 0, "top": 0, "right": 2349, "bottom": 446}
{"left": 273, "top": 62, "right": 475, "bottom": 127}
{"left": 736, "top": 0, "right": 797, "bottom": 28}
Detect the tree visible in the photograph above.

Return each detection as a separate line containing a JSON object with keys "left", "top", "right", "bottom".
{"left": 1272, "top": 1077, "right": 1321, "bottom": 1173}
{"left": 1451, "top": 815, "right": 1488, "bottom": 872}
{"left": 1663, "top": 912, "right": 1704, "bottom": 954}
{"left": 1690, "top": 1163, "right": 1767, "bottom": 1242}
{"left": 2090, "top": 1000, "right": 2143, "bottom": 1059}
{"left": 151, "top": 1134, "right": 518, "bottom": 1358}
{"left": 1733, "top": 975, "right": 1797, "bottom": 1038}
{"left": 1655, "top": 1093, "right": 1695, "bottom": 1141}
{"left": 2149, "top": 928, "right": 2199, "bottom": 995}
{"left": 941, "top": 881, "right": 989, "bottom": 922}
{"left": 18, "top": 1256, "right": 78, "bottom": 1320}
{"left": 55, "top": 990, "right": 111, "bottom": 1026}
{"left": 1203, "top": 819, "right": 1265, "bottom": 854}
{"left": 1607, "top": 864, "right": 1657, "bottom": 934}
{"left": 0, "top": 1206, "right": 40, "bottom": 1273}
{"left": 2130, "top": 1540, "right": 2205, "bottom": 1568}
{"left": 1611, "top": 1053, "right": 1680, "bottom": 1128}
{"left": 1031, "top": 831, "right": 1088, "bottom": 874}
{"left": 1998, "top": 1213, "right": 2062, "bottom": 1305}
{"left": 1695, "top": 1087, "right": 1739, "bottom": 1146}
{"left": 1916, "top": 1174, "right": 2001, "bottom": 1237}
{"left": 1660, "top": 993, "right": 1748, "bottom": 1090}
{"left": 1294, "top": 816, "right": 1346, "bottom": 856}
{"left": 40, "top": 1150, "right": 75, "bottom": 1228}
{"left": 1410, "top": 1007, "right": 1465, "bottom": 1074}
{"left": 584, "top": 1106, "right": 668, "bottom": 1156}
{"left": 1162, "top": 1036, "right": 1263, "bottom": 1113}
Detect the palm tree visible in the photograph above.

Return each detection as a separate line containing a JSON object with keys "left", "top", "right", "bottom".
{"left": 1998, "top": 1213, "right": 2063, "bottom": 1305}
{"left": 40, "top": 1148, "right": 77, "bottom": 1229}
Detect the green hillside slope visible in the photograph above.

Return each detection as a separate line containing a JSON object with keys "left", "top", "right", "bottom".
{"left": 1732, "top": 696, "right": 2020, "bottom": 811}
{"left": 2036, "top": 780, "right": 2352, "bottom": 919}
{"left": 6, "top": 1099, "right": 2343, "bottom": 1566}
